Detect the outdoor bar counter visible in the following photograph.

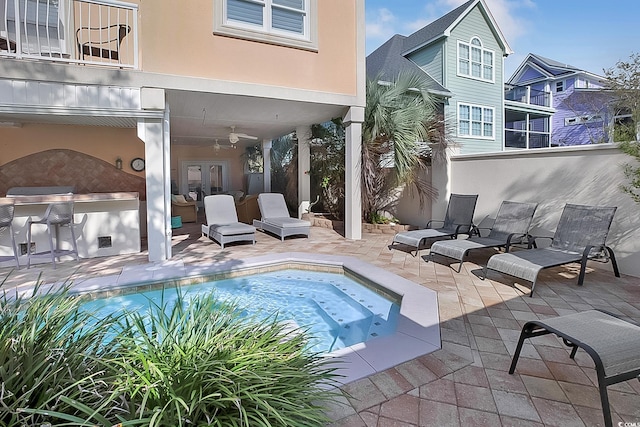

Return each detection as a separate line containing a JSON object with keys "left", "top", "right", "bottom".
{"left": 0, "top": 192, "right": 141, "bottom": 267}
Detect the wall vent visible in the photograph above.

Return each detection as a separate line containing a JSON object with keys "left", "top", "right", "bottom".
{"left": 98, "top": 236, "right": 112, "bottom": 248}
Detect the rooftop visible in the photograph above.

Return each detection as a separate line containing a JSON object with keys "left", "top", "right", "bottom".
{"left": 1, "top": 219, "right": 639, "bottom": 426}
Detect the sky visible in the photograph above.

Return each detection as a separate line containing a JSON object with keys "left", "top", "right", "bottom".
{"left": 365, "top": 0, "right": 639, "bottom": 79}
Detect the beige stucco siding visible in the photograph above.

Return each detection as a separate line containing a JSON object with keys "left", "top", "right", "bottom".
{"left": 136, "top": 0, "right": 358, "bottom": 96}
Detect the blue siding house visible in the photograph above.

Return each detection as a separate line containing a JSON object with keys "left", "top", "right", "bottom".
{"left": 507, "top": 53, "right": 612, "bottom": 147}
{"left": 367, "top": 0, "right": 512, "bottom": 154}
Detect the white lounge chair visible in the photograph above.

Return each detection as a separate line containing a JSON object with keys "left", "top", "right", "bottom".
{"left": 201, "top": 195, "right": 256, "bottom": 248}
{"left": 253, "top": 193, "right": 310, "bottom": 241}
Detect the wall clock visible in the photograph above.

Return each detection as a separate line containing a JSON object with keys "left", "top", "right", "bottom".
{"left": 131, "top": 157, "right": 145, "bottom": 172}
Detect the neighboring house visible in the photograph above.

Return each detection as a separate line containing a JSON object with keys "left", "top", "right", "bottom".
{"left": 0, "top": 0, "right": 366, "bottom": 264}
{"left": 367, "top": 0, "right": 512, "bottom": 154}
{"left": 507, "top": 53, "right": 612, "bottom": 147}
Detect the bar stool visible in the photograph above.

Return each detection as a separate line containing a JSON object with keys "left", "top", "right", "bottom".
{"left": 26, "top": 202, "right": 79, "bottom": 269}
{"left": 0, "top": 201, "right": 20, "bottom": 268}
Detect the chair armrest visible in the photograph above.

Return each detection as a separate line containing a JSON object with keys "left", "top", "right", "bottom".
{"left": 528, "top": 235, "right": 552, "bottom": 249}
{"left": 425, "top": 219, "right": 444, "bottom": 228}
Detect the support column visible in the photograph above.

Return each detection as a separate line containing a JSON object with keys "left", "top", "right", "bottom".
{"left": 262, "top": 139, "right": 272, "bottom": 193}
{"left": 296, "top": 125, "right": 311, "bottom": 219}
{"left": 344, "top": 106, "right": 364, "bottom": 240}
{"left": 138, "top": 87, "right": 170, "bottom": 262}
{"left": 429, "top": 142, "right": 459, "bottom": 222}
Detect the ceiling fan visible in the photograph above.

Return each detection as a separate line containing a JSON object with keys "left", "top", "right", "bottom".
{"left": 228, "top": 125, "right": 258, "bottom": 144}
{"left": 213, "top": 138, "right": 236, "bottom": 152}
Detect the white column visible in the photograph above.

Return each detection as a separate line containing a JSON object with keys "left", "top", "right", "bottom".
{"left": 296, "top": 125, "right": 311, "bottom": 219}
{"left": 343, "top": 106, "right": 364, "bottom": 240}
{"left": 262, "top": 139, "right": 272, "bottom": 193}
{"left": 138, "top": 87, "right": 170, "bottom": 262}
{"left": 429, "top": 142, "right": 459, "bottom": 222}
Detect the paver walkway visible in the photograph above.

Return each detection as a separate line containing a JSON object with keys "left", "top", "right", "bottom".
{"left": 1, "top": 222, "right": 638, "bottom": 426}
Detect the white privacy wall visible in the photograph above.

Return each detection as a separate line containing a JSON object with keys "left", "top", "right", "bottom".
{"left": 448, "top": 143, "right": 640, "bottom": 278}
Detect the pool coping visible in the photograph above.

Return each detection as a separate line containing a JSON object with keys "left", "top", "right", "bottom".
{"left": 21, "top": 252, "right": 441, "bottom": 385}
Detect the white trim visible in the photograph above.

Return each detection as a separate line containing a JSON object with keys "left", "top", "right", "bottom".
{"left": 457, "top": 101, "right": 495, "bottom": 140}
{"left": 213, "top": 0, "right": 318, "bottom": 52}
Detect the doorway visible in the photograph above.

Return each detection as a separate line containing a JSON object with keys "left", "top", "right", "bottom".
{"left": 180, "top": 161, "right": 229, "bottom": 208}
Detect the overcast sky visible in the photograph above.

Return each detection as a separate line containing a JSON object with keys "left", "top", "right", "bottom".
{"left": 365, "top": 0, "right": 639, "bottom": 78}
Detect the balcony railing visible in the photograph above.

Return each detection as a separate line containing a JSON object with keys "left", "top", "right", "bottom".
{"left": 505, "top": 129, "right": 550, "bottom": 149}
{"left": 1, "top": 0, "right": 137, "bottom": 68}
{"left": 505, "top": 86, "right": 550, "bottom": 108}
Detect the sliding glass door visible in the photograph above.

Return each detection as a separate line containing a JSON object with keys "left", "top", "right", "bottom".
{"left": 180, "top": 161, "right": 228, "bottom": 208}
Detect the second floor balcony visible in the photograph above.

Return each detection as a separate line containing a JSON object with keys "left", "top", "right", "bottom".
{"left": 505, "top": 85, "right": 551, "bottom": 108}
{"left": 1, "top": 0, "right": 137, "bottom": 68}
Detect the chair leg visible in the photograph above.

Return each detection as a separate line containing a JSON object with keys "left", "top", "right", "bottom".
{"left": 509, "top": 328, "right": 530, "bottom": 374}
{"left": 48, "top": 223, "right": 57, "bottom": 268}
{"left": 9, "top": 224, "right": 19, "bottom": 268}
{"left": 598, "top": 382, "right": 613, "bottom": 427}
{"left": 69, "top": 222, "right": 79, "bottom": 261}
{"left": 26, "top": 222, "right": 33, "bottom": 269}
{"left": 606, "top": 246, "right": 620, "bottom": 278}
{"left": 529, "top": 278, "right": 538, "bottom": 297}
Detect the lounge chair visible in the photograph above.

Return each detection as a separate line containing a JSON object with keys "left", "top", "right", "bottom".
{"left": 482, "top": 203, "right": 619, "bottom": 296}
{"left": 390, "top": 194, "right": 478, "bottom": 255}
{"left": 429, "top": 201, "right": 538, "bottom": 272}
{"left": 253, "top": 193, "right": 310, "bottom": 241}
{"left": 201, "top": 195, "right": 256, "bottom": 248}
{"left": 509, "top": 310, "right": 640, "bottom": 427}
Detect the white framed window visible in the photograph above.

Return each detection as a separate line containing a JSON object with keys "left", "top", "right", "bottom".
{"left": 457, "top": 37, "right": 494, "bottom": 82}
{"left": 458, "top": 102, "right": 494, "bottom": 139}
{"left": 556, "top": 80, "right": 564, "bottom": 92}
{"left": 214, "top": 0, "right": 318, "bottom": 51}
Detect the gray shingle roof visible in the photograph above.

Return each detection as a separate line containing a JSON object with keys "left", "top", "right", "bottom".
{"left": 528, "top": 53, "right": 581, "bottom": 76}
{"left": 366, "top": 35, "right": 451, "bottom": 96}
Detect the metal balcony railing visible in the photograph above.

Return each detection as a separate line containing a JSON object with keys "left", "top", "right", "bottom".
{"left": 0, "top": 0, "right": 137, "bottom": 68}
{"left": 505, "top": 86, "right": 551, "bottom": 107}
{"left": 505, "top": 129, "right": 550, "bottom": 149}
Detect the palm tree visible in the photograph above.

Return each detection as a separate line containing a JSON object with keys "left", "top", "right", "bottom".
{"left": 361, "top": 72, "right": 446, "bottom": 222}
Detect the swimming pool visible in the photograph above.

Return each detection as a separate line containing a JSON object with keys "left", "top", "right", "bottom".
{"left": 80, "top": 269, "right": 400, "bottom": 354}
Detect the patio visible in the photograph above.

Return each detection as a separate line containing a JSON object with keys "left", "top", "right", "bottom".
{"left": 1, "top": 220, "right": 639, "bottom": 426}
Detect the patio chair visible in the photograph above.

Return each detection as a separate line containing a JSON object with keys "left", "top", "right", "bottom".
{"left": 509, "top": 310, "right": 640, "bottom": 427}
{"left": 201, "top": 195, "right": 256, "bottom": 249}
{"left": 482, "top": 204, "right": 619, "bottom": 296}
{"left": 253, "top": 193, "right": 310, "bottom": 241}
{"left": 429, "top": 200, "right": 538, "bottom": 272}
{"left": 0, "top": 200, "right": 20, "bottom": 268}
{"left": 390, "top": 194, "right": 478, "bottom": 256}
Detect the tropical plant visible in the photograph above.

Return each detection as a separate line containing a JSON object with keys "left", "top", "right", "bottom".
{"left": 361, "top": 72, "right": 445, "bottom": 222}
{"left": 270, "top": 133, "right": 298, "bottom": 213}
{"left": 0, "top": 283, "right": 121, "bottom": 426}
{"left": 1, "top": 282, "right": 340, "bottom": 426}
{"left": 605, "top": 52, "right": 640, "bottom": 202}
{"left": 309, "top": 119, "right": 345, "bottom": 219}
{"left": 109, "top": 290, "right": 340, "bottom": 427}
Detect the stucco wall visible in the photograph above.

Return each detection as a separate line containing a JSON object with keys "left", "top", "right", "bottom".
{"left": 447, "top": 143, "right": 640, "bottom": 278}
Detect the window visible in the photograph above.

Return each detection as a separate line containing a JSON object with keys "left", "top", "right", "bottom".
{"left": 556, "top": 81, "right": 564, "bottom": 92}
{"left": 458, "top": 37, "right": 494, "bottom": 82}
{"left": 214, "top": 0, "right": 318, "bottom": 51}
{"left": 458, "top": 103, "right": 494, "bottom": 139}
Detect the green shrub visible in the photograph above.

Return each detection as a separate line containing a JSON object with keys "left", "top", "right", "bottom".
{"left": 109, "top": 291, "right": 340, "bottom": 427}
{"left": 0, "top": 284, "right": 340, "bottom": 427}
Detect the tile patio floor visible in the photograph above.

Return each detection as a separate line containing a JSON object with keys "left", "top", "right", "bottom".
{"left": 1, "top": 220, "right": 639, "bottom": 426}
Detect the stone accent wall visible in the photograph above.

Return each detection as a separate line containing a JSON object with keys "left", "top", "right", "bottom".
{"left": 0, "top": 149, "right": 146, "bottom": 199}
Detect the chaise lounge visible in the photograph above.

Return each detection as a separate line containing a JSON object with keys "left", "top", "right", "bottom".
{"left": 429, "top": 200, "right": 537, "bottom": 272}
{"left": 201, "top": 194, "right": 256, "bottom": 248}
{"left": 253, "top": 193, "right": 310, "bottom": 241}
{"left": 482, "top": 203, "right": 619, "bottom": 296}
{"left": 390, "top": 194, "right": 478, "bottom": 256}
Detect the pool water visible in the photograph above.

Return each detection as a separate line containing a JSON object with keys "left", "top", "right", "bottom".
{"left": 81, "top": 269, "right": 400, "bottom": 354}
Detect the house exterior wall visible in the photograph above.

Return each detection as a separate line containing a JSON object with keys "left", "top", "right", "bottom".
{"left": 520, "top": 67, "right": 544, "bottom": 81}
{"left": 409, "top": 41, "right": 444, "bottom": 85}
{"left": 444, "top": 5, "right": 504, "bottom": 154}
{"left": 137, "top": 0, "right": 358, "bottom": 96}
{"left": 447, "top": 144, "right": 640, "bottom": 278}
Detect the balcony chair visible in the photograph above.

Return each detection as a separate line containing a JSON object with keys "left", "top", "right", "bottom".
{"left": 26, "top": 202, "right": 79, "bottom": 269}
{"left": 0, "top": 200, "right": 20, "bottom": 268}
{"left": 390, "top": 194, "right": 478, "bottom": 256}
{"left": 482, "top": 203, "right": 619, "bottom": 296}
{"left": 201, "top": 194, "right": 255, "bottom": 249}
{"left": 429, "top": 201, "right": 537, "bottom": 272}
{"left": 76, "top": 24, "right": 131, "bottom": 61}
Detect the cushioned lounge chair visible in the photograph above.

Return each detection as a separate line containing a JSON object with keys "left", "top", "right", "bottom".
{"left": 390, "top": 194, "right": 478, "bottom": 255}
{"left": 429, "top": 201, "right": 538, "bottom": 272}
{"left": 201, "top": 195, "right": 255, "bottom": 248}
{"left": 510, "top": 310, "right": 640, "bottom": 427}
{"left": 253, "top": 193, "right": 310, "bottom": 241}
{"left": 482, "top": 203, "right": 619, "bottom": 296}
